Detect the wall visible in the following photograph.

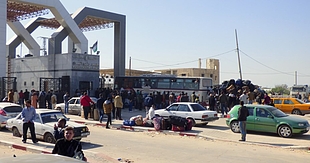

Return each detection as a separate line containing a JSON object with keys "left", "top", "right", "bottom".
{"left": 0, "top": 1, "right": 6, "bottom": 77}
{"left": 11, "top": 53, "right": 99, "bottom": 96}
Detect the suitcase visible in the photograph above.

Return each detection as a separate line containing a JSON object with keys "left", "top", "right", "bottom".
{"left": 144, "top": 119, "right": 154, "bottom": 127}
{"left": 171, "top": 124, "right": 185, "bottom": 131}
{"left": 169, "top": 116, "right": 187, "bottom": 127}
{"left": 185, "top": 119, "right": 193, "bottom": 131}
{"left": 153, "top": 117, "right": 162, "bottom": 131}
{"left": 161, "top": 118, "right": 172, "bottom": 130}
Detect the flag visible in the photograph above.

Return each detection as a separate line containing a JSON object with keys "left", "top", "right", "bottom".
{"left": 92, "top": 41, "right": 98, "bottom": 53}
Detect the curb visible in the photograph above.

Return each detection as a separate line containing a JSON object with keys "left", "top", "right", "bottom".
{"left": 0, "top": 140, "right": 51, "bottom": 154}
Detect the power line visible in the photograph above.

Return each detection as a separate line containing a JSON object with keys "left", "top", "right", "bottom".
{"left": 239, "top": 50, "right": 294, "bottom": 76}
{"left": 132, "top": 49, "right": 236, "bottom": 69}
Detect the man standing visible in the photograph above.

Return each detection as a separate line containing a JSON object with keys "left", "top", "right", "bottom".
{"left": 219, "top": 91, "right": 228, "bottom": 117}
{"left": 208, "top": 93, "right": 216, "bottom": 111}
{"left": 80, "top": 92, "right": 95, "bottom": 120}
{"left": 63, "top": 92, "right": 70, "bottom": 114}
{"left": 21, "top": 100, "right": 38, "bottom": 143}
{"left": 8, "top": 89, "right": 14, "bottom": 103}
{"left": 191, "top": 92, "right": 196, "bottom": 103}
{"left": 144, "top": 93, "right": 153, "bottom": 117}
{"left": 19, "top": 90, "right": 25, "bottom": 107}
{"left": 96, "top": 93, "right": 105, "bottom": 123}
{"left": 51, "top": 91, "right": 57, "bottom": 109}
{"left": 238, "top": 101, "right": 249, "bottom": 141}
{"left": 114, "top": 93, "right": 123, "bottom": 120}
{"left": 53, "top": 118, "right": 67, "bottom": 140}
{"left": 239, "top": 91, "right": 249, "bottom": 104}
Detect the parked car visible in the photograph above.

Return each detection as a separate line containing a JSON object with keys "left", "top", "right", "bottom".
{"left": 0, "top": 102, "right": 23, "bottom": 129}
{"left": 0, "top": 154, "right": 85, "bottom": 163}
{"left": 226, "top": 104, "right": 309, "bottom": 138}
{"left": 271, "top": 97, "right": 310, "bottom": 115}
{"left": 154, "top": 102, "right": 219, "bottom": 126}
{"left": 6, "top": 109, "right": 90, "bottom": 143}
{"left": 54, "top": 97, "right": 98, "bottom": 115}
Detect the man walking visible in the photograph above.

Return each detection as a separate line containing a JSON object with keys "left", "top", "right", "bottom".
{"left": 97, "top": 93, "right": 105, "bottom": 123}
{"left": 144, "top": 93, "right": 153, "bottom": 117}
{"left": 219, "top": 91, "right": 228, "bottom": 117}
{"left": 21, "top": 100, "right": 38, "bottom": 143}
{"left": 238, "top": 101, "right": 249, "bottom": 141}
{"left": 80, "top": 92, "right": 95, "bottom": 120}
{"left": 63, "top": 92, "right": 70, "bottom": 114}
{"left": 103, "top": 97, "right": 113, "bottom": 129}
{"left": 208, "top": 93, "right": 216, "bottom": 111}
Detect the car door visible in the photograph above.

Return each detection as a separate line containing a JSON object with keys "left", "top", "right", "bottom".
{"left": 254, "top": 107, "right": 277, "bottom": 133}
{"left": 273, "top": 99, "right": 282, "bottom": 110}
{"left": 175, "top": 104, "right": 192, "bottom": 118}
{"left": 245, "top": 107, "right": 255, "bottom": 131}
{"left": 33, "top": 114, "right": 44, "bottom": 139}
{"left": 164, "top": 104, "right": 179, "bottom": 116}
{"left": 68, "top": 99, "right": 76, "bottom": 114}
{"left": 281, "top": 99, "right": 294, "bottom": 113}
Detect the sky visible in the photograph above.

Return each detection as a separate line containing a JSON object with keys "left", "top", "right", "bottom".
{"left": 7, "top": 0, "right": 310, "bottom": 88}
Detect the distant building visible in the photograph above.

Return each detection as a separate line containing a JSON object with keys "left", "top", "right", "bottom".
{"left": 155, "top": 59, "right": 220, "bottom": 85}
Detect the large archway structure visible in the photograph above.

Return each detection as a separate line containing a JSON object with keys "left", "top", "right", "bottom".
{"left": 1, "top": 0, "right": 126, "bottom": 97}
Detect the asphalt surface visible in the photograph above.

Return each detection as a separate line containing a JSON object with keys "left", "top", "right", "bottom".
{"left": 1, "top": 108, "right": 310, "bottom": 162}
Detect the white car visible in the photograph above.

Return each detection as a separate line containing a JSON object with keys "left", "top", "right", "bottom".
{"left": 154, "top": 102, "right": 219, "bottom": 126}
{"left": 54, "top": 97, "right": 98, "bottom": 115}
{"left": 6, "top": 109, "right": 90, "bottom": 143}
{"left": 0, "top": 102, "right": 23, "bottom": 129}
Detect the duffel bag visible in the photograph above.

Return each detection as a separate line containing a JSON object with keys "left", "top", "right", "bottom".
{"left": 171, "top": 124, "right": 185, "bottom": 131}
{"left": 153, "top": 117, "right": 162, "bottom": 131}
{"left": 161, "top": 117, "right": 172, "bottom": 130}
{"left": 169, "top": 115, "right": 187, "bottom": 127}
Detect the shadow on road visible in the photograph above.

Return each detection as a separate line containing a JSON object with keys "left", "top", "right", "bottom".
{"left": 246, "top": 141, "right": 295, "bottom": 147}
{"left": 246, "top": 131, "right": 310, "bottom": 140}
{"left": 81, "top": 142, "right": 103, "bottom": 150}
{"left": 196, "top": 124, "right": 230, "bottom": 131}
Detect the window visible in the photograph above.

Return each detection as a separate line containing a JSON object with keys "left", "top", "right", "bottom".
{"left": 168, "top": 104, "right": 179, "bottom": 111}
{"left": 171, "top": 79, "right": 184, "bottom": 89}
{"left": 256, "top": 108, "right": 271, "bottom": 118}
{"left": 201, "top": 74, "right": 205, "bottom": 77}
{"left": 31, "top": 81, "right": 34, "bottom": 86}
{"left": 34, "top": 114, "right": 41, "bottom": 123}
{"left": 284, "top": 100, "right": 293, "bottom": 104}
{"left": 190, "top": 104, "right": 206, "bottom": 111}
{"left": 202, "top": 79, "right": 212, "bottom": 87}
{"left": 24, "top": 81, "right": 26, "bottom": 86}
{"left": 178, "top": 105, "right": 190, "bottom": 112}
{"left": 68, "top": 99, "right": 76, "bottom": 104}
{"left": 273, "top": 99, "right": 282, "bottom": 104}
{"left": 157, "top": 79, "right": 170, "bottom": 89}
{"left": 181, "top": 74, "right": 186, "bottom": 76}
{"left": 184, "top": 79, "right": 199, "bottom": 90}
{"left": 210, "top": 74, "right": 213, "bottom": 78}
{"left": 247, "top": 107, "right": 254, "bottom": 116}
{"left": 76, "top": 99, "right": 80, "bottom": 104}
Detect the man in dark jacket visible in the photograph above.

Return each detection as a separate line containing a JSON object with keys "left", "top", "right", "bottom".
{"left": 96, "top": 94, "right": 105, "bottom": 123}
{"left": 208, "top": 93, "right": 216, "bottom": 111}
{"left": 54, "top": 118, "right": 67, "bottom": 140}
{"left": 238, "top": 101, "right": 249, "bottom": 141}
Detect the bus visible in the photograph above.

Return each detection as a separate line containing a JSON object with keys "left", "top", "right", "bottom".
{"left": 114, "top": 74, "right": 213, "bottom": 102}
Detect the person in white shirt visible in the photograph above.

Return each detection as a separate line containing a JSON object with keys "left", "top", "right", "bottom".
{"left": 239, "top": 91, "right": 249, "bottom": 104}
{"left": 147, "top": 104, "right": 156, "bottom": 120}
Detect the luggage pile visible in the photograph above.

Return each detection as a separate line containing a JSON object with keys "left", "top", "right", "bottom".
{"left": 219, "top": 79, "right": 264, "bottom": 96}
{"left": 123, "top": 115, "right": 193, "bottom": 132}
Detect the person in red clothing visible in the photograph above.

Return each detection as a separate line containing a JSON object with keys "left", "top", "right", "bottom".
{"left": 19, "top": 90, "right": 25, "bottom": 107}
{"left": 80, "top": 92, "right": 95, "bottom": 120}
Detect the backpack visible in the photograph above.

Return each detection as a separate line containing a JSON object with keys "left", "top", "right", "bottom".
{"left": 144, "top": 96, "right": 152, "bottom": 107}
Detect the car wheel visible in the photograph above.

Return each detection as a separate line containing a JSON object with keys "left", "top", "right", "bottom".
{"left": 44, "top": 133, "right": 56, "bottom": 144}
{"left": 291, "top": 109, "right": 302, "bottom": 115}
{"left": 230, "top": 121, "right": 240, "bottom": 133}
{"left": 277, "top": 125, "right": 292, "bottom": 138}
{"left": 187, "top": 118, "right": 196, "bottom": 126}
{"left": 12, "top": 127, "right": 21, "bottom": 137}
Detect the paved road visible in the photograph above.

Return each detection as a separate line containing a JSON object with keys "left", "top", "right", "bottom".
{"left": 1, "top": 125, "right": 310, "bottom": 163}
{"left": 67, "top": 109, "right": 310, "bottom": 149}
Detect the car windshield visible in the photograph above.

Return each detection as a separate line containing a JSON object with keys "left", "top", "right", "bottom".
{"left": 267, "top": 107, "right": 287, "bottom": 117}
{"left": 295, "top": 98, "right": 305, "bottom": 104}
{"left": 190, "top": 104, "right": 206, "bottom": 111}
{"left": 41, "top": 112, "right": 67, "bottom": 123}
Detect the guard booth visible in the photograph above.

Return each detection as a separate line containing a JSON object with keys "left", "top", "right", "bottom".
{"left": 0, "top": 77, "right": 17, "bottom": 99}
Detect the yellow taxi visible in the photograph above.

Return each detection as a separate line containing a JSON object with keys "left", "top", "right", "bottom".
{"left": 271, "top": 98, "right": 310, "bottom": 115}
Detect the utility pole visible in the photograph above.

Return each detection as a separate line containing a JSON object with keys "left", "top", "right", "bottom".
{"left": 38, "top": 36, "right": 48, "bottom": 56}
{"left": 129, "top": 56, "right": 132, "bottom": 76}
{"left": 235, "top": 29, "right": 243, "bottom": 80}
{"left": 295, "top": 71, "right": 297, "bottom": 85}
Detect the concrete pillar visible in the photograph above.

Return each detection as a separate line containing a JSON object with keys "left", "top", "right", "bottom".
{"left": 114, "top": 21, "right": 126, "bottom": 77}
{"left": 0, "top": 1, "right": 7, "bottom": 77}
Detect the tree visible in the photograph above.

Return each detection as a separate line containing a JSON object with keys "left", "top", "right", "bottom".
{"left": 271, "top": 85, "right": 290, "bottom": 95}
